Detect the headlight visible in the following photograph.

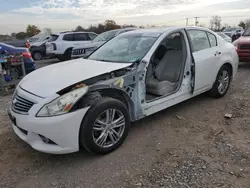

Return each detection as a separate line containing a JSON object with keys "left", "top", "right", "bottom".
{"left": 37, "top": 86, "right": 88, "bottom": 117}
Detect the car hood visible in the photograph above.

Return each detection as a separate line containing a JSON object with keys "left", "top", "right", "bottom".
{"left": 73, "top": 41, "right": 105, "bottom": 50}
{"left": 19, "top": 58, "right": 132, "bottom": 98}
{"left": 30, "top": 41, "right": 45, "bottom": 47}
{"left": 235, "top": 36, "right": 250, "bottom": 44}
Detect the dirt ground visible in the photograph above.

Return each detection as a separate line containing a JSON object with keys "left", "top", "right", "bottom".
{"left": 1, "top": 62, "right": 250, "bottom": 188}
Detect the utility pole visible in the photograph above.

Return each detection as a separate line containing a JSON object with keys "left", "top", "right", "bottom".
{"left": 194, "top": 17, "right": 199, "bottom": 26}
{"left": 186, "top": 18, "right": 189, "bottom": 26}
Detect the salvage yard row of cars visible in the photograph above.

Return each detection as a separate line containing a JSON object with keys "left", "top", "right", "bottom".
{"left": 7, "top": 26, "right": 243, "bottom": 155}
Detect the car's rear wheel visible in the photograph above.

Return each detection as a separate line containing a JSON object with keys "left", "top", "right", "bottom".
{"left": 79, "top": 97, "right": 130, "bottom": 154}
{"left": 209, "top": 65, "right": 231, "bottom": 98}
{"left": 63, "top": 49, "right": 72, "bottom": 61}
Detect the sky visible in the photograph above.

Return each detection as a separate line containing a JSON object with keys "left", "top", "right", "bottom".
{"left": 1, "top": 0, "right": 250, "bottom": 34}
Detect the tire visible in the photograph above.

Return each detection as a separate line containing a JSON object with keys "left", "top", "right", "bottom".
{"left": 32, "top": 51, "right": 43, "bottom": 60}
{"left": 209, "top": 65, "right": 231, "bottom": 98}
{"left": 63, "top": 49, "right": 72, "bottom": 61}
{"left": 79, "top": 97, "right": 130, "bottom": 154}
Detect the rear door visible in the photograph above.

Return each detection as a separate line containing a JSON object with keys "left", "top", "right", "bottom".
{"left": 73, "top": 33, "right": 92, "bottom": 46}
{"left": 186, "top": 29, "right": 219, "bottom": 94}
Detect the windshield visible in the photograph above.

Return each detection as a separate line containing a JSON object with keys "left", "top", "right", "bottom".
{"left": 92, "top": 30, "right": 117, "bottom": 42}
{"left": 223, "top": 27, "right": 236, "bottom": 32}
{"left": 242, "top": 28, "right": 250, "bottom": 36}
{"left": 88, "top": 32, "right": 159, "bottom": 63}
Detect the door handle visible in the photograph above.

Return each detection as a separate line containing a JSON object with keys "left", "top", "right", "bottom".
{"left": 215, "top": 51, "right": 221, "bottom": 56}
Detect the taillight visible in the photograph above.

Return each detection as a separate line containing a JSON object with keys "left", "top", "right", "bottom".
{"left": 26, "top": 42, "right": 31, "bottom": 49}
{"left": 22, "top": 52, "right": 32, "bottom": 58}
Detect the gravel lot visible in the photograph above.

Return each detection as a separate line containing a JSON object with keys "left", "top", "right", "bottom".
{"left": 1, "top": 60, "right": 250, "bottom": 188}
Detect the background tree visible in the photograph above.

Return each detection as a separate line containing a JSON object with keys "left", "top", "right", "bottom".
{"left": 43, "top": 28, "right": 52, "bottom": 35}
{"left": 26, "top": 25, "right": 41, "bottom": 37}
{"left": 210, "top": 15, "right": 222, "bottom": 31}
{"left": 238, "top": 21, "right": 246, "bottom": 29}
{"left": 16, "top": 32, "right": 27, "bottom": 40}
{"left": 245, "top": 19, "right": 250, "bottom": 29}
{"left": 75, "top": 25, "right": 85, "bottom": 31}
{"left": 104, "top": 20, "right": 121, "bottom": 30}
{"left": 11, "top": 33, "right": 16, "bottom": 38}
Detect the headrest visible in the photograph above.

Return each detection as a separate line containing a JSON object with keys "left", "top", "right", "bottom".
{"left": 155, "top": 45, "right": 167, "bottom": 60}
{"left": 172, "top": 35, "right": 182, "bottom": 49}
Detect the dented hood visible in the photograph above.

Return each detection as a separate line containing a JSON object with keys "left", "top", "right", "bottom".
{"left": 19, "top": 58, "right": 132, "bottom": 98}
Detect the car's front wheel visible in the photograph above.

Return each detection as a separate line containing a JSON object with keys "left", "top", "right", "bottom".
{"left": 209, "top": 65, "right": 231, "bottom": 98}
{"left": 32, "top": 51, "right": 43, "bottom": 60}
{"left": 79, "top": 97, "right": 130, "bottom": 154}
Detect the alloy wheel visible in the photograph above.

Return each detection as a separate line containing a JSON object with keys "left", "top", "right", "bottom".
{"left": 92, "top": 108, "right": 126, "bottom": 148}
{"left": 218, "top": 70, "right": 229, "bottom": 94}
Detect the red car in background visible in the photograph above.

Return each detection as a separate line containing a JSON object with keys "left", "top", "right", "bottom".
{"left": 233, "top": 27, "right": 250, "bottom": 62}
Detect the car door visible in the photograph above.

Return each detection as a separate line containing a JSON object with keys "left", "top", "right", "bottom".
{"left": 186, "top": 29, "right": 219, "bottom": 95}
{"left": 61, "top": 33, "right": 75, "bottom": 50}
{"left": 140, "top": 29, "right": 193, "bottom": 116}
{"left": 73, "top": 33, "right": 92, "bottom": 47}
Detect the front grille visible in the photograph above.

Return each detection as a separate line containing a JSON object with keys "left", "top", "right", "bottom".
{"left": 72, "top": 49, "right": 84, "bottom": 55}
{"left": 239, "top": 44, "right": 250, "bottom": 50}
{"left": 12, "top": 94, "right": 34, "bottom": 114}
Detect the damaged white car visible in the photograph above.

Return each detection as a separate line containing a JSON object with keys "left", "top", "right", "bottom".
{"left": 8, "top": 27, "right": 238, "bottom": 154}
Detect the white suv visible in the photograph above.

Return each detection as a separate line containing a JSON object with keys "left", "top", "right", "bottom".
{"left": 46, "top": 32, "right": 98, "bottom": 61}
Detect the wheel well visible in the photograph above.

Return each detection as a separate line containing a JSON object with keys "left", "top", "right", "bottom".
{"left": 222, "top": 63, "right": 233, "bottom": 77}
{"left": 64, "top": 47, "right": 73, "bottom": 55}
{"left": 98, "top": 89, "right": 135, "bottom": 121}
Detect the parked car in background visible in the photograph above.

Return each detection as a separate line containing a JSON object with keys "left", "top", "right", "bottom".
{"left": 29, "top": 36, "right": 51, "bottom": 60}
{"left": 8, "top": 26, "right": 238, "bottom": 155}
{"left": 46, "top": 32, "right": 98, "bottom": 61}
{"left": 71, "top": 28, "right": 137, "bottom": 59}
{"left": 222, "top": 27, "right": 244, "bottom": 42}
{"left": 0, "top": 43, "right": 36, "bottom": 74}
{"left": 3, "top": 40, "right": 27, "bottom": 47}
{"left": 216, "top": 32, "right": 232, "bottom": 43}
{"left": 233, "top": 27, "right": 250, "bottom": 62}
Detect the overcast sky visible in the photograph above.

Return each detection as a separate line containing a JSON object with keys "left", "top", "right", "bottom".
{"left": 1, "top": 0, "right": 250, "bottom": 34}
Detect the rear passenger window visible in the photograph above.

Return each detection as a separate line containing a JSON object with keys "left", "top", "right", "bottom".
{"left": 63, "top": 34, "right": 74, "bottom": 41}
{"left": 74, "top": 33, "right": 89, "bottom": 41}
{"left": 187, "top": 30, "right": 210, "bottom": 52}
{"left": 207, "top": 32, "right": 217, "bottom": 47}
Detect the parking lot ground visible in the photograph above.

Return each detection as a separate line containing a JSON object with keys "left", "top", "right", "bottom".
{"left": 1, "top": 62, "right": 250, "bottom": 188}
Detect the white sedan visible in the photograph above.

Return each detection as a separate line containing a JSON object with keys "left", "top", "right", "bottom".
{"left": 8, "top": 26, "right": 239, "bottom": 154}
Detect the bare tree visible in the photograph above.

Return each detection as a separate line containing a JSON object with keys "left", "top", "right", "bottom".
{"left": 210, "top": 16, "right": 222, "bottom": 31}
{"left": 238, "top": 21, "right": 246, "bottom": 29}
{"left": 43, "top": 28, "right": 52, "bottom": 35}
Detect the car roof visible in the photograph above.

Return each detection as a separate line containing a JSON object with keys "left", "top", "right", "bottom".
{"left": 54, "top": 31, "right": 97, "bottom": 35}
{"left": 119, "top": 26, "right": 212, "bottom": 35}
